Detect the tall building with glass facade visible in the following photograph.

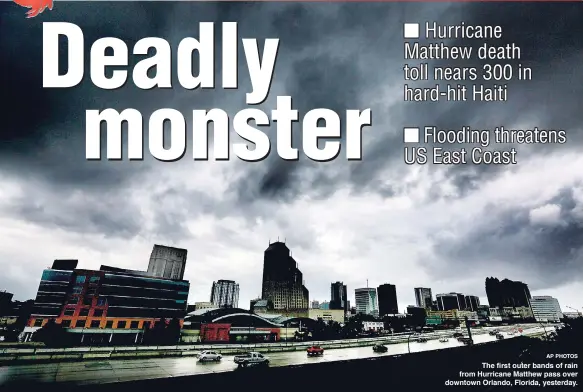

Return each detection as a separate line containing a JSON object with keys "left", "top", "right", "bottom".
{"left": 355, "top": 288, "right": 378, "bottom": 317}
{"left": 210, "top": 280, "right": 239, "bottom": 308}
{"left": 24, "top": 258, "right": 189, "bottom": 344}
{"left": 436, "top": 293, "right": 466, "bottom": 311}
{"left": 530, "top": 296, "right": 563, "bottom": 322}
{"left": 330, "top": 281, "right": 348, "bottom": 313}
{"left": 485, "top": 277, "right": 531, "bottom": 308}
{"left": 414, "top": 287, "right": 433, "bottom": 309}
{"left": 464, "top": 295, "right": 480, "bottom": 311}
{"left": 147, "top": 245, "right": 188, "bottom": 280}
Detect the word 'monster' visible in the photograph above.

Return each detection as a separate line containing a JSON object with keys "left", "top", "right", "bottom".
{"left": 43, "top": 22, "right": 372, "bottom": 162}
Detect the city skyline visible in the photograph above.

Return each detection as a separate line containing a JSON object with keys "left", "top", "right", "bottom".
{"left": 1, "top": 2, "right": 582, "bottom": 316}
{"left": 0, "top": 240, "right": 577, "bottom": 314}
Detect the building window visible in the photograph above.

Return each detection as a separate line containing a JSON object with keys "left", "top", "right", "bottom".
{"left": 142, "top": 321, "right": 150, "bottom": 329}
{"left": 117, "top": 321, "right": 127, "bottom": 329}
{"left": 97, "top": 297, "right": 107, "bottom": 306}
{"left": 93, "top": 309, "right": 104, "bottom": 317}
{"left": 106, "top": 320, "right": 113, "bottom": 328}
{"left": 130, "top": 321, "right": 139, "bottom": 329}
{"left": 64, "top": 309, "right": 75, "bottom": 316}
{"left": 76, "top": 276, "right": 86, "bottom": 284}
{"left": 76, "top": 319, "right": 86, "bottom": 328}
{"left": 89, "top": 276, "right": 100, "bottom": 283}
{"left": 61, "top": 320, "right": 71, "bottom": 327}
{"left": 90, "top": 320, "right": 101, "bottom": 328}
{"left": 34, "top": 319, "right": 43, "bottom": 327}
{"left": 79, "top": 309, "right": 89, "bottom": 317}
{"left": 83, "top": 297, "right": 93, "bottom": 306}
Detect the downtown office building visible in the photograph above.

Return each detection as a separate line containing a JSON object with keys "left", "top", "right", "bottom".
{"left": 330, "top": 281, "right": 348, "bottom": 313}
{"left": 530, "top": 296, "right": 563, "bottom": 322}
{"left": 147, "top": 244, "right": 188, "bottom": 280}
{"left": 355, "top": 287, "right": 378, "bottom": 317}
{"left": 261, "top": 241, "right": 309, "bottom": 315}
{"left": 23, "top": 255, "right": 189, "bottom": 345}
{"left": 485, "top": 277, "right": 531, "bottom": 308}
{"left": 210, "top": 280, "right": 240, "bottom": 308}
{"left": 414, "top": 287, "right": 433, "bottom": 309}
{"left": 377, "top": 283, "right": 399, "bottom": 316}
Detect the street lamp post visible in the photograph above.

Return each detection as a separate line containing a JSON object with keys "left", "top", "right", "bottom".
{"left": 407, "top": 330, "right": 413, "bottom": 354}
{"left": 464, "top": 316, "right": 473, "bottom": 345}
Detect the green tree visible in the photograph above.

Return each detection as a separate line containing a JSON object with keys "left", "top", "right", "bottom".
{"left": 341, "top": 314, "right": 369, "bottom": 338}
{"left": 33, "top": 319, "right": 69, "bottom": 347}
{"left": 143, "top": 317, "right": 167, "bottom": 345}
{"left": 165, "top": 318, "right": 181, "bottom": 344}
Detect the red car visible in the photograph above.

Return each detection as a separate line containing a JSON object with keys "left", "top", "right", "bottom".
{"left": 307, "top": 346, "right": 324, "bottom": 356}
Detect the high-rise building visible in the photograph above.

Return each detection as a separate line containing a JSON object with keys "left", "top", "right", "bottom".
{"left": 194, "top": 301, "right": 215, "bottom": 311}
{"left": 320, "top": 301, "right": 330, "bottom": 310}
{"left": 147, "top": 245, "right": 188, "bottom": 280}
{"left": 530, "top": 296, "right": 563, "bottom": 322}
{"left": 0, "top": 291, "right": 14, "bottom": 315}
{"left": 485, "top": 277, "right": 531, "bottom": 308}
{"left": 330, "top": 282, "right": 348, "bottom": 313}
{"left": 311, "top": 300, "right": 320, "bottom": 309}
{"left": 210, "top": 280, "right": 239, "bottom": 308}
{"left": 465, "top": 295, "right": 480, "bottom": 311}
{"left": 436, "top": 293, "right": 466, "bottom": 311}
{"left": 250, "top": 298, "right": 261, "bottom": 311}
{"left": 261, "top": 241, "right": 309, "bottom": 313}
{"left": 414, "top": 287, "right": 433, "bottom": 309}
{"left": 355, "top": 288, "right": 378, "bottom": 317}
{"left": 406, "top": 305, "right": 427, "bottom": 324}
{"left": 377, "top": 283, "right": 398, "bottom": 316}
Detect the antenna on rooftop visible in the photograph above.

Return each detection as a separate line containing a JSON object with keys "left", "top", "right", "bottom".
{"left": 277, "top": 236, "right": 280, "bottom": 242}
{"left": 284, "top": 237, "right": 286, "bottom": 244}
{"left": 367, "top": 279, "right": 369, "bottom": 288}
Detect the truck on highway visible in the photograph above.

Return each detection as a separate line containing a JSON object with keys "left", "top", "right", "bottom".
{"left": 234, "top": 352, "right": 270, "bottom": 367}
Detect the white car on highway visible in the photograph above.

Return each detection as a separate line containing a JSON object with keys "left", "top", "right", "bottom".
{"left": 234, "top": 352, "right": 270, "bottom": 367}
{"left": 197, "top": 350, "right": 222, "bottom": 362}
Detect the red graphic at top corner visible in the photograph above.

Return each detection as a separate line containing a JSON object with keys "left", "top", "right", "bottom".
{"left": 13, "top": 0, "right": 54, "bottom": 19}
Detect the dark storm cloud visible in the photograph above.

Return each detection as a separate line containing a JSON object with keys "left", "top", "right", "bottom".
{"left": 230, "top": 2, "right": 451, "bottom": 202}
{"left": 429, "top": 188, "right": 583, "bottom": 290}
{"left": 229, "top": 2, "right": 583, "bottom": 203}
{"left": 0, "top": 182, "right": 144, "bottom": 239}
{"left": 368, "top": 2, "right": 583, "bottom": 200}
{"left": 0, "top": 2, "right": 174, "bottom": 188}
{"left": 1, "top": 1, "right": 581, "bottom": 234}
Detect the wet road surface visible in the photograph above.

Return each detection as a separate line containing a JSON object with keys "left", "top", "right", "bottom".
{"left": 0, "top": 326, "right": 547, "bottom": 386}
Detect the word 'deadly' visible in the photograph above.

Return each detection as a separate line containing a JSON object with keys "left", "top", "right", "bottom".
{"left": 41, "top": 22, "right": 373, "bottom": 162}
{"left": 42, "top": 22, "right": 276, "bottom": 105}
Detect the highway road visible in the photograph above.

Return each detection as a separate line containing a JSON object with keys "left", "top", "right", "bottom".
{"left": 0, "top": 326, "right": 549, "bottom": 386}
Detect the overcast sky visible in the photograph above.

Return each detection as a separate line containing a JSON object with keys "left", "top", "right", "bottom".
{"left": 1, "top": 2, "right": 582, "bottom": 313}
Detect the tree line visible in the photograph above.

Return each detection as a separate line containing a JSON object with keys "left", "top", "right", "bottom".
{"left": 32, "top": 317, "right": 182, "bottom": 348}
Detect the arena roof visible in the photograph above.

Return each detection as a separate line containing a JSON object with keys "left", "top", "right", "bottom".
{"left": 184, "top": 308, "right": 314, "bottom": 327}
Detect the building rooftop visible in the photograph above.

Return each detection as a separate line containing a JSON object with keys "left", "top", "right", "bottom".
{"left": 253, "top": 300, "right": 269, "bottom": 307}
{"left": 153, "top": 244, "right": 188, "bottom": 252}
